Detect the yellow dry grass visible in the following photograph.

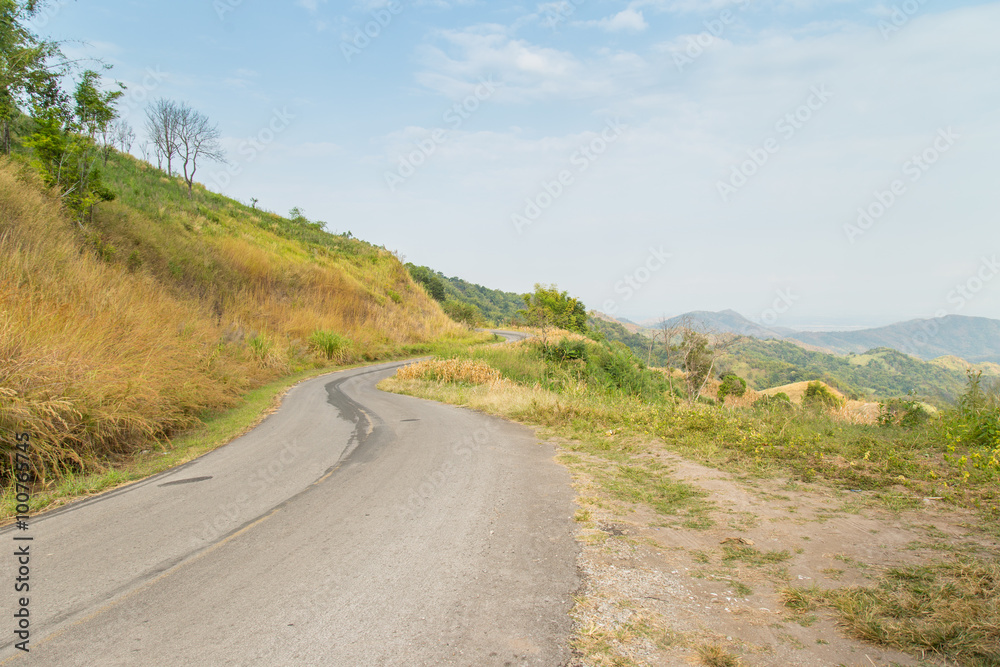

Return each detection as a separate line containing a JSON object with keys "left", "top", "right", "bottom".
{"left": 396, "top": 359, "right": 505, "bottom": 386}
{"left": 0, "top": 157, "right": 462, "bottom": 483}
{"left": 760, "top": 380, "right": 846, "bottom": 404}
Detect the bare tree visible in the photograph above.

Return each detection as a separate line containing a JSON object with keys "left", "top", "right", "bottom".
{"left": 111, "top": 118, "right": 135, "bottom": 154}
{"left": 144, "top": 98, "right": 180, "bottom": 175}
{"left": 657, "top": 316, "right": 743, "bottom": 403}
{"left": 173, "top": 104, "right": 224, "bottom": 198}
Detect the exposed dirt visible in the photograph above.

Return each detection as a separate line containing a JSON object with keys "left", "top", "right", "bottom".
{"left": 558, "top": 440, "right": 998, "bottom": 667}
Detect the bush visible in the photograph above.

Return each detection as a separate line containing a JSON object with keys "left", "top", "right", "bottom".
{"left": 442, "top": 301, "right": 480, "bottom": 328}
{"left": 877, "top": 397, "right": 931, "bottom": 428}
{"left": 946, "top": 370, "right": 1000, "bottom": 448}
{"left": 308, "top": 330, "right": 350, "bottom": 361}
{"left": 718, "top": 373, "right": 747, "bottom": 401}
{"left": 543, "top": 338, "right": 589, "bottom": 363}
{"left": 754, "top": 393, "right": 794, "bottom": 411}
{"left": 802, "top": 381, "right": 843, "bottom": 410}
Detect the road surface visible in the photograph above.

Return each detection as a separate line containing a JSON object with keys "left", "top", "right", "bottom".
{"left": 1, "top": 331, "right": 580, "bottom": 665}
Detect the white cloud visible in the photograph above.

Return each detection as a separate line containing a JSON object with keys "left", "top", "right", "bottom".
{"left": 579, "top": 8, "right": 649, "bottom": 32}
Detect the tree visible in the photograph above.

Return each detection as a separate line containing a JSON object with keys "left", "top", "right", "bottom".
{"left": 519, "top": 284, "right": 587, "bottom": 335}
{"left": 24, "top": 68, "right": 120, "bottom": 223}
{"left": 110, "top": 118, "right": 134, "bottom": 154}
{"left": 73, "top": 68, "right": 124, "bottom": 165}
{"left": 144, "top": 98, "right": 180, "bottom": 174}
{"left": 0, "top": 0, "right": 65, "bottom": 153}
{"left": 443, "top": 301, "right": 480, "bottom": 328}
{"left": 657, "top": 316, "right": 743, "bottom": 403}
{"left": 406, "top": 264, "right": 447, "bottom": 302}
{"left": 717, "top": 373, "right": 747, "bottom": 401}
{"left": 173, "top": 103, "right": 224, "bottom": 198}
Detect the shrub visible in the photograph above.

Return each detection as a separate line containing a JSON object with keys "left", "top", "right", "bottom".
{"left": 308, "top": 330, "right": 350, "bottom": 361}
{"left": 877, "top": 397, "right": 930, "bottom": 428}
{"left": 803, "top": 381, "right": 843, "bottom": 410}
{"left": 718, "top": 373, "right": 747, "bottom": 401}
{"left": 543, "top": 338, "right": 588, "bottom": 363}
{"left": 754, "top": 393, "right": 794, "bottom": 411}
{"left": 442, "top": 300, "right": 480, "bottom": 328}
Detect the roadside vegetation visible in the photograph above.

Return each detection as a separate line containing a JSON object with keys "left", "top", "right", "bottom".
{"left": 0, "top": 1, "right": 494, "bottom": 507}
{"left": 382, "top": 299, "right": 1000, "bottom": 666}
{"left": 0, "top": 154, "right": 485, "bottom": 509}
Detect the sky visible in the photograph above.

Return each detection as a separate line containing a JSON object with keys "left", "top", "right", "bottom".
{"left": 33, "top": 0, "right": 1000, "bottom": 329}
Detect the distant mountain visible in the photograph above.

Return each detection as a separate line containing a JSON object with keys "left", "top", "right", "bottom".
{"left": 589, "top": 315, "right": 975, "bottom": 406}
{"left": 644, "top": 309, "right": 792, "bottom": 339}
{"left": 786, "top": 315, "right": 1000, "bottom": 364}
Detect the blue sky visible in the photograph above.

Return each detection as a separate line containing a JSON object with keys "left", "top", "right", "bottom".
{"left": 35, "top": 0, "right": 1000, "bottom": 328}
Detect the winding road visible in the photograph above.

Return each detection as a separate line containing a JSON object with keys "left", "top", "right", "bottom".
{"left": 1, "top": 332, "right": 580, "bottom": 666}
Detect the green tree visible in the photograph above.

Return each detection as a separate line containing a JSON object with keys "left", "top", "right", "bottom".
{"left": 73, "top": 69, "right": 125, "bottom": 165}
{"left": 0, "top": 0, "right": 65, "bottom": 153}
{"left": 718, "top": 373, "right": 747, "bottom": 401}
{"left": 443, "top": 300, "right": 480, "bottom": 328}
{"left": 519, "top": 284, "right": 587, "bottom": 333}
{"left": 406, "top": 264, "right": 447, "bottom": 302}
{"left": 24, "top": 68, "right": 121, "bottom": 222}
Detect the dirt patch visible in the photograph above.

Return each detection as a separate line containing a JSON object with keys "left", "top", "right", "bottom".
{"left": 559, "top": 439, "right": 997, "bottom": 667}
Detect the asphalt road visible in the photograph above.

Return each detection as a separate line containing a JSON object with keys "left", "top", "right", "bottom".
{"left": 1, "top": 331, "right": 580, "bottom": 666}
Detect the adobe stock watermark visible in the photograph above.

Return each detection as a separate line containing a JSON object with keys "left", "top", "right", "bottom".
{"left": 214, "top": 0, "right": 244, "bottom": 21}
{"left": 843, "top": 127, "right": 958, "bottom": 244}
{"left": 511, "top": 118, "right": 627, "bottom": 234}
{"left": 103, "top": 66, "right": 168, "bottom": 118}
{"left": 341, "top": 2, "right": 405, "bottom": 62}
{"left": 384, "top": 77, "right": 499, "bottom": 192}
{"left": 543, "top": 0, "right": 587, "bottom": 29}
{"left": 210, "top": 107, "right": 296, "bottom": 190}
{"left": 601, "top": 247, "right": 672, "bottom": 316}
{"left": 672, "top": 0, "right": 751, "bottom": 72}
{"left": 878, "top": 0, "right": 928, "bottom": 39}
{"left": 758, "top": 288, "right": 799, "bottom": 326}
{"left": 717, "top": 84, "right": 833, "bottom": 202}
{"left": 898, "top": 254, "right": 999, "bottom": 357}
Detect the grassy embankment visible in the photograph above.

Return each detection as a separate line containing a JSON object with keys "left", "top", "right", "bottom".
{"left": 0, "top": 153, "right": 487, "bottom": 516}
{"left": 381, "top": 335, "right": 1000, "bottom": 666}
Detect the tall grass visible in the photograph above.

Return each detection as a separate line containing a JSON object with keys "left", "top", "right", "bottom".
{"left": 0, "top": 155, "right": 463, "bottom": 485}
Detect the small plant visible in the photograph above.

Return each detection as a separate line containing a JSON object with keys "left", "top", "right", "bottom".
{"left": 247, "top": 332, "right": 274, "bottom": 364}
{"left": 126, "top": 249, "right": 143, "bottom": 271}
{"left": 697, "top": 644, "right": 742, "bottom": 667}
{"left": 308, "top": 330, "right": 350, "bottom": 361}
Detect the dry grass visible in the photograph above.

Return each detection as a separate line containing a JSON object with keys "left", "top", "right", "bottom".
{"left": 0, "top": 157, "right": 465, "bottom": 485}
{"left": 782, "top": 556, "right": 1000, "bottom": 666}
{"left": 395, "top": 358, "right": 505, "bottom": 385}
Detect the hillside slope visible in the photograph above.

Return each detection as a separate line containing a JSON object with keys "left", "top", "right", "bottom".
{"left": 0, "top": 154, "right": 462, "bottom": 480}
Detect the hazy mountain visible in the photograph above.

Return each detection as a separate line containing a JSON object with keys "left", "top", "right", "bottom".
{"left": 642, "top": 309, "right": 793, "bottom": 339}
{"left": 786, "top": 315, "right": 1000, "bottom": 363}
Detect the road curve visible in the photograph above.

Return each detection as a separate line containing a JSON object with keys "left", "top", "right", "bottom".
{"left": 1, "top": 333, "right": 579, "bottom": 666}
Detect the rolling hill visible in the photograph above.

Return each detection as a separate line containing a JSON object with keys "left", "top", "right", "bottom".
{"left": 785, "top": 315, "right": 1000, "bottom": 363}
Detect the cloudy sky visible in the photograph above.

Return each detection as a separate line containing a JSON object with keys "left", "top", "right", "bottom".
{"left": 36, "top": 0, "right": 1000, "bottom": 328}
